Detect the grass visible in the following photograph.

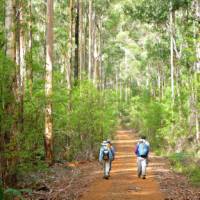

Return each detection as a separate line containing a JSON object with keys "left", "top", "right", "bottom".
{"left": 168, "top": 152, "right": 200, "bottom": 186}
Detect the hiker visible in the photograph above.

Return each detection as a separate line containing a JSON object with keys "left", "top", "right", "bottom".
{"left": 99, "top": 140, "right": 114, "bottom": 179}
{"left": 134, "top": 136, "right": 150, "bottom": 179}
{"left": 107, "top": 139, "right": 115, "bottom": 171}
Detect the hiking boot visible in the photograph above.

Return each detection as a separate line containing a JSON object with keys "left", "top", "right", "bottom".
{"left": 103, "top": 175, "right": 109, "bottom": 179}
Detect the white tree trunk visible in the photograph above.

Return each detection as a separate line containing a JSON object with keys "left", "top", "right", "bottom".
{"left": 170, "top": 1, "right": 175, "bottom": 102}
{"left": 45, "top": 0, "right": 54, "bottom": 164}
{"left": 79, "top": 0, "right": 83, "bottom": 80}
{"left": 98, "top": 18, "right": 103, "bottom": 90}
{"left": 66, "top": 0, "right": 73, "bottom": 90}
{"left": 19, "top": 8, "right": 26, "bottom": 90}
{"left": 93, "top": 19, "right": 98, "bottom": 86}
{"left": 124, "top": 49, "right": 128, "bottom": 102}
{"left": 193, "top": 1, "right": 200, "bottom": 142}
{"left": 88, "top": 0, "right": 92, "bottom": 80}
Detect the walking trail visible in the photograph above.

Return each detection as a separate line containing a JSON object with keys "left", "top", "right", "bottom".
{"left": 80, "top": 130, "right": 165, "bottom": 200}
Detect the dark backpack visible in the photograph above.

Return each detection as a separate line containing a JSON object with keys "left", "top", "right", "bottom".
{"left": 102, "top": 148, "right": 109, "bottom": 160}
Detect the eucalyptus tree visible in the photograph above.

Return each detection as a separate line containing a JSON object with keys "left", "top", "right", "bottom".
{"left": 1, "top": 0, "right": 16, "bottom": 186}
{"left": 88, "top": 0, "right": 93, "bottom": 80}
{"left": 45, "top": 0, "right": 54, "bottom": 165}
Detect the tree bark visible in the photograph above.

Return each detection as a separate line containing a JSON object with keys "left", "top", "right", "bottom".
{"left": 93, "top": 17, "right": 97, "bottom": 86}
{"left": 99, "top": 19, "right": 103, "bottom": 91}
{"left": 124, "top": 49, "right": 128, "bottom": 102}
{"left": 45, "top": 0, "right": 54, "bottom": 165}
{"left": 19, "top": 2, "right": 26, "bottom": 132}
{"left": 170, "top": 1, "right": 175, "bottom": 103}
{"left": 79, "top": 0, "right": 83, "bottom": 80}
{"left": 28, "top": 0, "right": 33, "bottom": 96}
{"left": 2, "top": 0, "right": 18, "bottom": 186}
{"left": 66, "top": 0, "right": 73, "bottom": 90}
{"left": 74, "top": 0, "right": 79, "bottom": 82}
{"left": 5, "top": 0, "right": 15, "bottom": 60}
{"left": 193, "top": 1, "right": 200, "bottom": 142}
{"left": 88, "top": 0, "right": 92, "bottom": 80}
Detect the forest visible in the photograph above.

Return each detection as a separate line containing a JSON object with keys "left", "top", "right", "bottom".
{"left": 0, "top": 0, "right": 200, "bottom": 199}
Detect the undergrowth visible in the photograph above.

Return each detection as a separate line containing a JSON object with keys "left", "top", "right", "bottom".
{"left": 168, "top": 152, "right": 200, "bottom": 186}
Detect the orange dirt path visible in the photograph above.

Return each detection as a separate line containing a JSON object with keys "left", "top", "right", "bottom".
{"left": 79, "top": 130, "right": 165, "bottom": 200}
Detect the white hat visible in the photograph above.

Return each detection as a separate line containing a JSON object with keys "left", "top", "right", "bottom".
{"left": 101, "top": 140, "right": 108, "bottom": 146}
{"left": 139, "top": 139, "right": 145, "bottom": 143}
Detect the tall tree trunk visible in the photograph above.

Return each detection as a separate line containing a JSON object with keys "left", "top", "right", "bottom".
{"left": 5, "top": 0, "right": 15, "bottom": 60}
{"left": 66, "top": 0, "right": 73, "bottom": 90}
{"left": 79, "top": 0, "right": 83, "bottom": 80}
{"left": 194, "top": 0, "right": 200, "bottom": 71}
{"left": 195, "top": 0, "right": 200, "bottom": 142}
{"left": 192, "top": 1, "right": 200, "bottom": 142}
{"left": 98, "top": 17, "right": 102, "bottom": 91}
{"left": 157, "top": 64, "right": 163, "bottom": 101}
{"left": 195, "top": 35, "right": 200, "bottom": 142}
{"left": 28, "top": 0, "right": 33, "bottom": 96}
{"left": 91, "top": 10, "right": 95, "bottom": 82}
{"left": 119, "top": 64, "right": 122, "bottom": 102}
{"left": 1, "top": 0, "right": 16, "bottom": 187}
{"left": 88, "top": 0, "right": 92, "bottom": 80}
{"left": 74, "top": 0, "right": 79, "bottom": 82}
{"left": 83, "top": 4, "right": 88, "bottom": 74}
{"left": 19, "top": 2, "right": 26, "bottom": 132}
{"left": 45, "top": 0, "right": 54, "bottom": 165}
{"left": 124, "top": 49, "right": 128, "bottom": 102}
{"left": 93, "top": 18, "right": 97, "bottom": 86}
{"left": 170, "top": 1, "right": 175, "bottom": 103}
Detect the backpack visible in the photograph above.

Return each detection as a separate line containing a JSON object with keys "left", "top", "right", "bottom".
{"left": 102, "top": 147, "right": 109, "bottom": 160}
{"left": 138, "top": 142, "right": 149, "bottom": 157}
{"left": 110, "top": 147, "right": 115, "bottom": 160}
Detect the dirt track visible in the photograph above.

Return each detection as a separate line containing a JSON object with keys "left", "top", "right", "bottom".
{"left": 80, "top": 130, "right": 165, "bottom": 200}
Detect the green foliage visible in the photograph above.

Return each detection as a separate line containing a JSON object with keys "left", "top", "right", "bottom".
{"left": 53, "top": 79, "right": 118, "bottom": 161}
{"left": 4, "top": 188, "right": 32, "bottom": 200}
{"left": 0, "top": 179, "right": 3, "bottom": 200}
{"left": 168, "top": 152, "right": 200, "bottom": 186}
{"left": 186, "top": 166, "right": 200, "bottom": 186}
{"left": 1, "top": 0, "right": 199, "bottom": 192}
{"left": 124, "top": 0, "right": 192, "bottom": 24}
{"left": 4, "top": 188, "right": 22, "bottom": 200}
{"left": 124, "top": 0, "right": 169, "bottom": 24}
{"left": 0, "top": 50, "right": 17, "bottom": 177}
{"left": 129, "top": 90, "right": 165, "bottom": 149}
{"left": 171, "top": 0, "right": 192, "bottom": 10}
